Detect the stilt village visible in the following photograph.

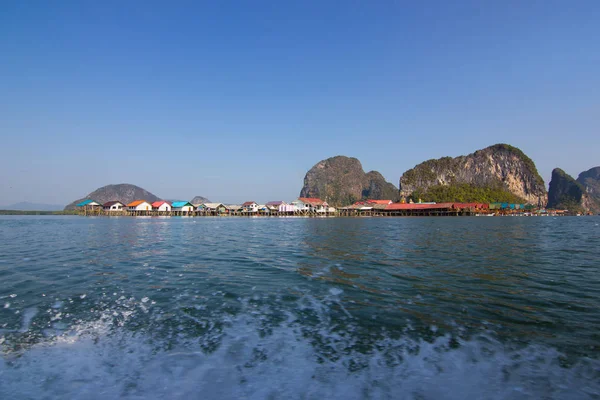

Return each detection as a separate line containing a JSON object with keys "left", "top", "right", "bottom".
{"left": 75, "top": 198, "right": 568, "bottom": 217}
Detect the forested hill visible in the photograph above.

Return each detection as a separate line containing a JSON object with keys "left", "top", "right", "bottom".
{"left": 398, "top": 144, "right": 547, "bottom": 205}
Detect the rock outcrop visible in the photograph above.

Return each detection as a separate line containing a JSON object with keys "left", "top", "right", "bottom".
{"left": 547, "top": 168, "right": 588, "bottom": 212}
{"left": 191, "top": 196, "right": 211, "bottom": 205}
{"left": 64, "top": 184, "right": 161, "bottom": 210}
{"left": 399, "top": 144, "right": 547, "bottom": 205}
{"left": 577, "top": 167, "right": 600, "bottom": 213}
{"left": 299, "top": 156, "right": 399, "bottom": 206}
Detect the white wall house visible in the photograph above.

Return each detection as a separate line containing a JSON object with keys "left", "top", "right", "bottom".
{"left": 296, "top": 198, "right": 329, "bottom": 213}
{"left": 127, "top": 200, "right": 152, "bottom": 211}
{"left": 152, "top": 201, "right": 172, "bottom": 212}
{"left": 103, "top": 201, "right": 125, "bottom": 211}
{"left": 291, "top": 199, "right": 309, "bottom": 211}
{"left": 171, "top": 201, "right": 194, "bottom": 212}
{"left": 265, "top": 201, "right": 285, "bottom": 212}
{"left": 242, "top": 201, "right": 259, "bottom": 213}
{"left": 279, "top": 203, "right": 296, "bottom": 213}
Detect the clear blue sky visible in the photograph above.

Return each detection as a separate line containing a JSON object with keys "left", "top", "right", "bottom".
{"left": 1, "top": 1, "right": 598, "bottom": 205}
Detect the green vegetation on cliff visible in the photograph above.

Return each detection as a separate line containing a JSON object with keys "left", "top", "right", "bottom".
{"left": 401, "top": 157, "right": 456, "bottom": 186}
{"left": 399, "top": 143, "right": 547, "bottom": 206}
{"left": 411, "top": 183, "right": 526, "bottom": 204}
{"left": 547, "top": 168, "right": 586, "bottom": 212}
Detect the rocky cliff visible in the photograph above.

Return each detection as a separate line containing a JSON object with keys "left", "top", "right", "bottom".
{"left": 577, "top": 167, "right": 600, "bottom": 213}
{"left": 64, "top": 184, "right": 161, "bottom": 210}
{"left": 399, "top": 144, "right": 547, "bottom": 205}
{"left": 299, "top": 156, "right": 399, "bottom": 206}
{"left": 547, "top": 168, "right": 588, "bottom": 212}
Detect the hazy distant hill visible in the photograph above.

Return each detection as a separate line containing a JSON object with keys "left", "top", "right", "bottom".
{"left": 1, "top": 202, "right": 64, "bottom": 211}
{"left": 64, "top": 184, "right": 161, "bottom": 210}
{"left": 191, "top": 196, "right": 211, "bottom": 205}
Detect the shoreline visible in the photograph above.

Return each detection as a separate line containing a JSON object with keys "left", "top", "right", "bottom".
{"left": 0, "top": 210, "right": 78, "bottom": 216}
{"left": 1, "top": 211, "right": 588, "bottom": 217}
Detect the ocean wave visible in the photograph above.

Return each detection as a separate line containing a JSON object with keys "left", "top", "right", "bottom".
{"left": 1, "top": 296, "right": 599, "bottom": 400}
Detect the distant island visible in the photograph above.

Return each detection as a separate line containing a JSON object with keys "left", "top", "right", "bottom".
{"left": 3, "top": 143, "right": 598, "bottom": 216}
{"left": 299, "top": 156, "right": 399, "bottom": 207}
{"left": 299, "top": 143, "right": 599, "bottom": 214}
{"left": 64, "top": 184, "right": 162, "bottom": 211}
{"left": 398, "top": 144, "right": 547, "bottom": 206}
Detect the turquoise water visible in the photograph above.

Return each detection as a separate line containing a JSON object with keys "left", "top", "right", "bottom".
{"left": 1, "top": 215, "right": 599, "bottom": 399}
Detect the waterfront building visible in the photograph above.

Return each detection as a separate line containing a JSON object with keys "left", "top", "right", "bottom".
{"left": 171, "top": 201, "right": 194, "bottom": 212}
{"left": 152, "top": 201, "right": 172, "bottom": 212}
{"left": 295, "top": 197, "right": 329, "bottom": 213}
{"left": 127, "top": 200, "right": 152, "bottom": 211}
{"left": 265, "top": 201, "right": 285, "bottom": 212}
{"left": 77, "top": 199, "right": 102, "bottom": 208}
{"left": 201, "top": 203, "right": 227, "bottom": 214}
{"left": 279, "top": 203, "right": 296, "bottom": 213}
{"left": 225, "top": 205, "right": 242, "bottom": 214}
{"left": 242, "top": 201, "right": 259, "bottom": 213}
{"left": 365, "top": 200, "right": 393, "bottom": 205}
{"left": 103, "top": 201, "right": 125, "bottom": 211}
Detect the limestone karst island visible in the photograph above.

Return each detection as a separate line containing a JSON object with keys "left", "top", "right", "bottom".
{"left": 63, "top": 144, "right": 600, "bottom": 217}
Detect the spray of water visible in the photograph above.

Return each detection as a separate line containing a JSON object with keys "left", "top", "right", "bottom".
{"left": 1, "top": 294, "right": 599, "bottom": 400}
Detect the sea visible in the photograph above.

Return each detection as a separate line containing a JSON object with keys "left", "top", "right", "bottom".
{"left": 0, "top": 215, "right": 599, "bottom": 399}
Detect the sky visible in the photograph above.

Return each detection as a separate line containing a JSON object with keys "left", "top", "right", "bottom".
{"left": 1, "top": 1, "right": 599, "bottom": 206}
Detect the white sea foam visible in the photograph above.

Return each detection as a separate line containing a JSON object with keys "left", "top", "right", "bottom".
{"left": 18, "top": 307, "right": 38, "bottom": 333}
{"left": 1, "top": 311, "right": 598, "bottom": 400}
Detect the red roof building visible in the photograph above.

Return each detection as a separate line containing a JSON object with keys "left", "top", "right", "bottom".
{"left": 366, "top": 199, "right": 392, "bottom": 205}
{"left": 127, "top": 200, "right": 146, "bottom": 207}
{"left": 385, "top": 203, "right": 455, "bottom": 211}
{"left": 452, "top": 203, "right": 489, "bottom": 209}
{"left": 298, "top": 197, "right": 326, "bottom": 205}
